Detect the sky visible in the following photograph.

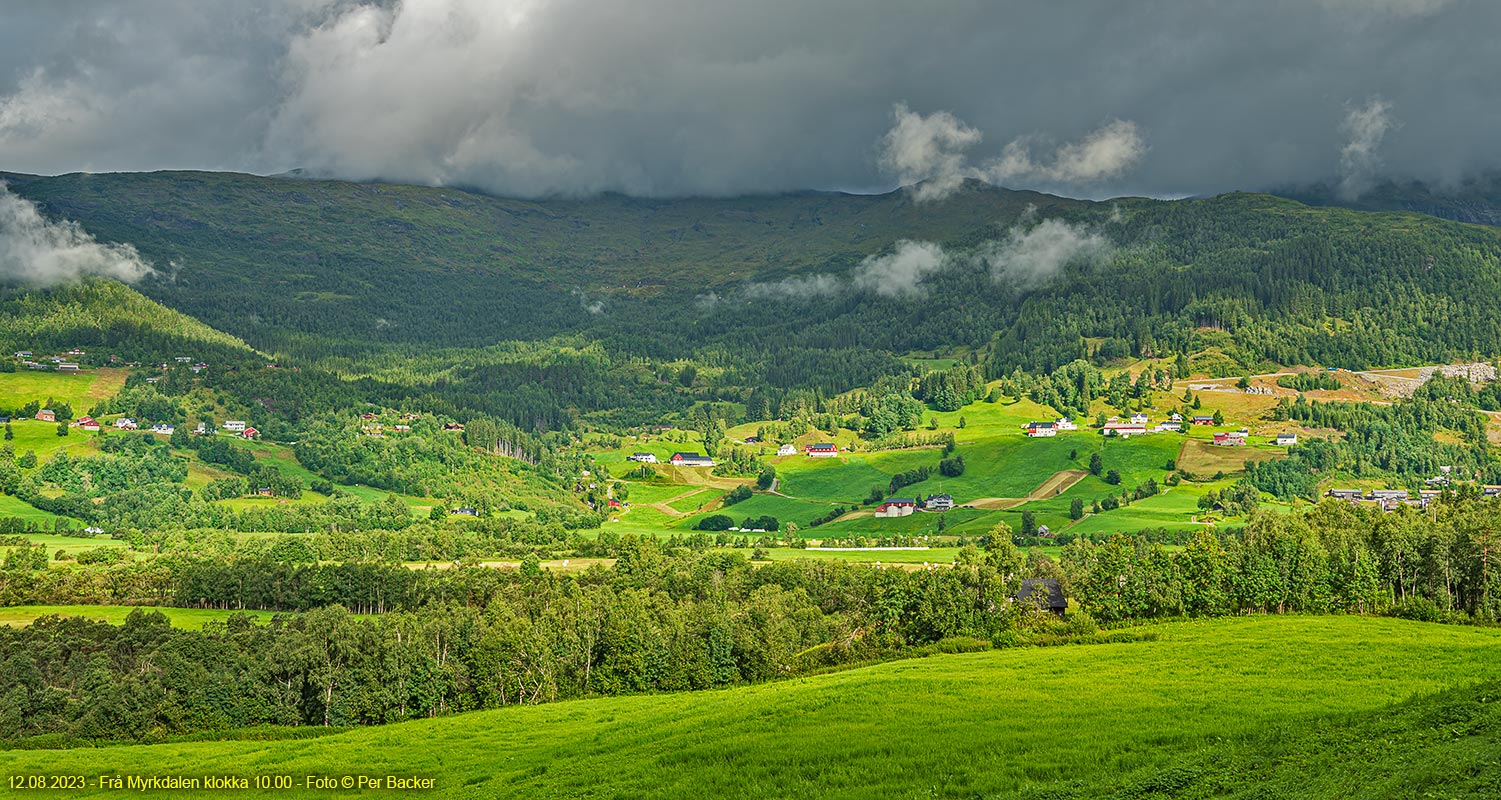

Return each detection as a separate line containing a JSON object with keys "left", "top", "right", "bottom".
{"left": 0, "top": 0, "right": 1497, "bottom": 200}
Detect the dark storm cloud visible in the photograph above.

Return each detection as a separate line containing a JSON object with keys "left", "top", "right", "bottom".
{"left": 0, "top": 0, "right": 1494, "bottom": 198}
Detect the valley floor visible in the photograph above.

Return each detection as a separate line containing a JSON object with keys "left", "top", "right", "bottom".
{"left": 3, "top": 615, "right": 1497, "bottom": 799}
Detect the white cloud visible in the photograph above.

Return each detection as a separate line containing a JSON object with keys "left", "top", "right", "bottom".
{"left": 987, "top": 119, "right": 1146, "bottom": 185}
{"left": 0, "top": 184, "right": 154, "bottom": 286}
{"left": 850, "top": 240, "right": 949, "bottom": 298}
{"left": 742, "top": 273, "right": 844, "bottom": 300}
{"left": 977, "top": 218, "right": 1113, "bottom": 287}
{"left": 877, "top": 103, "right": 983, "bottom": 202}
{"left": 1338, "top": 97, "right": 1396, "bottom": 200}
{"left": 877, "top": 105, "right": 1146, "bottom": 201}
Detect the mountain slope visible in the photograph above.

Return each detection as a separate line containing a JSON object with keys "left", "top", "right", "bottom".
{"left": 0, "top": 279, "right": 257, "bottom": 363}
{"left": 8, "top": 171, "right": 1501, "bottom": 398}
{"left": 1277, "top": 174, "right": 1501, "bottom": 227}
{"left": 9, "top": 172, "right": 1079, "bottom": 354}
{"left": 3, "top": 616, "right": 1497, "bottom": 799}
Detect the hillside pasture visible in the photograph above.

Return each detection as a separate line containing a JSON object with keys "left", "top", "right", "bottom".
{"left": 1177, "top": 438, "right": 1281, "bottom": 477}
{"left": 0, "top": 493, "right": 69, "bottom": 525}
{"left": 8, "top": 532, "right": 127, "bottom": 556}
{"left": 0, "top": 367, "right": 127, "bottom": 413}
{"left": 7, "top": 616, "right": 1499, "bottom": 799}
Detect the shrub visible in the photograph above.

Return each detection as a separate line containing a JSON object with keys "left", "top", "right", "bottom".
{"left": 1388, "top": 596, "right": 1445, "bottom": 623}
{"left": 696, "top": 514, "right": 734, "bottom": 531}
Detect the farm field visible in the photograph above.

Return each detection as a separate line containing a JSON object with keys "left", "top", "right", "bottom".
{"left": 0, "top": 493, "right": 68, "bottom": 525}
{"left": 684, "top": 492, "right": 834, "bottom": 528}
{"left": 0, "top": 605, "right": 275, "bottom": 628}
{"left": 1176, "top": 438, "right": 1282, "bottom": 477}
{"left": 3, "top": 418, "right": 106, "bottom": 462}
{"left": 7, "top": 532, "right": 127, "bottom": 556}
{"left": 0, "top": 368, "right": 127, "bottom": 413}
{"left": 6, "top": 616, "right": 1498, "bottom": 799}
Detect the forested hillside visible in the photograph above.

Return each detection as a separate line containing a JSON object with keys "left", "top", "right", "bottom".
{"left": 8, "top": 173, "right": 1501, "bottom": 377}
{"left": 0, "top": 280, "right": 255, "bottom": 365}
{"left": 6, "top": 172, "right": 1501, "bottom": 435}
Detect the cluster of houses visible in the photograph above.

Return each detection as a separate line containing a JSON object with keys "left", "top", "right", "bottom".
{"left": 33, "top": 411, "right": 179, "bottom": 436}
{"left": 1326, "top": 488, "right": 1449, "bottom": 512}
{"left": 631, "top": 441, "right": 844, "bottom": 466}
{"left": 1328, "top": 484, "right": 1501, "bottom": 512}
{"left": 1211, "top": 430, "right": 1298, "bottom": 447}
{"left": 223, "top": 420, "right": 259, "bottom": 439}
{"left": 14, "top": 349, "right": 84, "bottom": 372}
{"left": 1024, "top": 412, "right": 1243, "bottom": 439}
{"left": 874, "top": 493, "right": 955, "bottom": 518}
{"left": 10, "top": 350, "right": 212, "bottom": 375}
{"left": 1098, "top": 413, "right": 1184, "bottom": 438}
{"left": 1023, "top": 417, "right": 1079, "bottom": 437}
{"left": 1212, "top": 430, "right": 1249, "bottom": 447}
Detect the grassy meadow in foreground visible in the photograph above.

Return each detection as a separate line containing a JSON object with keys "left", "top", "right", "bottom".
{"left": 3, "top": 616, "right": 1497, "bottom": 799}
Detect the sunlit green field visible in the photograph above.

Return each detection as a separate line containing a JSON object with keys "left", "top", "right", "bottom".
{"left": 5, "top": 616, "right": 1497, "bottom": 799}
{"left": 0, "top": 605, "right": 274, "bottom": 629}
{"left": 0, "top": 368, "right": 127, "bottom": 413}
{"left": 5, "top": 532, "right": 126, "bottom": 555}
{"left": 0, "top": 494, "right": 68, "bottom": 525}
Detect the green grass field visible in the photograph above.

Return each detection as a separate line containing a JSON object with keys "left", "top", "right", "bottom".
{"left": 0, "top": 368, "right": 127, "bottom": 414}
{"left": 687, "top": 493, "right": 836, "bottom": 529}
{"left": 3, "top": 616, "right": 1496, "bottom": 798}
{"left": 5, "top": 532, "right": 126, "bottom": 555}
{"left": 0, "top": 605, "right": 275, "bottom": 629}
{"left": 665, "top": 487, "right": 723, "bottom": 513}
{"left": 0, "top": 493, "right": 69, "bottom": 525}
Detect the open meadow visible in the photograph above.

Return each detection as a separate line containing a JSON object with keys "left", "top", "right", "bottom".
{"left": 0, "top": 605, "right": 275, "bottom": 629}
{"left": 0, "top": 368, "right": 127, "bottom": 414}
{"left": 3, "top": 616, "right": 1497, "bottom": 799}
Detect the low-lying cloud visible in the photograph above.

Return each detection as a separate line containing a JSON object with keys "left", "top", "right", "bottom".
{"left": 1338, "top": 96, "right": 1396, "bottom": 200}
{"left": 570, "top": 287, "right": 606, "bottom": 314}
{"left": 742, "top": 273, "right": 844, "bottom": 301}
{"left": 738, "top": 218, "right": 1110, "bottom": 301}
{"left": 977, "top": 218, "right": 1114, "bottom": 287}
{"left": 850, "top": 241, "right": 949, "bottom": 298}
{"left": 879, "top": 104, "right": 1147, "bottom": 202}
{"left": 745, "top": 241, "right": 948, "bottom": 300}
{"left": 990, "top": 119, "right": 1146, "bottom": 186}
{"left": 0, "top": 184, "right": 154, "bottom": 286}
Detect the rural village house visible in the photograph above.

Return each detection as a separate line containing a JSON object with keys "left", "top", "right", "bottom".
{"left": 924, "top": 494, "right": 954, "bottom": 511}
{"left": 805, "top": 442, "right": 839, "bottom": 458}
{"left": 670, "top": 452, "right": 715, "bottom": 467}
